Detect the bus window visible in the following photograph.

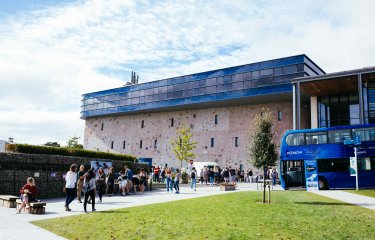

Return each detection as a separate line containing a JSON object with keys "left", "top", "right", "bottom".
{"left": 358, "top": 157, "right": 374, "bottom": 171}
{"left": 318, "top": 158, "right": 349, "bottom": 172}
{"left": 353, "top": 127, "right": 375, "bottom": 141}
{"left": 306, "top": 131, "right": 327, "bottom": 144}
{"left": 286, "top": 133, "right": 304, "bottom": 146}
{"left": 328, "top": 129, "right": 351, "bottom": 143}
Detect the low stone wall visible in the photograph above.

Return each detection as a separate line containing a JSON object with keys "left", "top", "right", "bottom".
{"left": 0, "top": 152, "right": 146, "bottom": 199}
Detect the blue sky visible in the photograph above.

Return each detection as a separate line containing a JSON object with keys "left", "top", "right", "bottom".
{"left": 0, "top": 0, "right": 375, "bottom": 145}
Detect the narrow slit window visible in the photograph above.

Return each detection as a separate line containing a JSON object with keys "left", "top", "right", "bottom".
{"left": 123, "top": 141, "right": 126, "bottom": 149}
{"left": 171, "top": 118, "right": 174, "bottom": 127}
{"left": 235, "top": 137, "right": 239, "bottom": 147}
{"left": 211, "top": 138, "right": 215, "bottom": 147}
{"left": 101, "top": 123, "right": 104, "bottom": 131}
{"left": 140, "top": 140, "right": 143, "bottom": 149}
{"left": 154, "top": 139, "right": 157, "bottom": 148}
{"left": 111, "top": 141, "right": 114, "bottom": 149}
{"left": 141, "top": 120, "right": 144, "bottom": 128}
{"left": 214, "top": 115, "right": 218, "bottom": 124}
{"left": 278, "top": 111, "right": 282, "bottom": 121}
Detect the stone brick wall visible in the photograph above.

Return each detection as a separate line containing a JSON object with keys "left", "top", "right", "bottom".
{"left": 84, "top": 101, "right": 298, "bottom": 171}
{"left": 0, "top": 152, "right": 145, "bottom": 199}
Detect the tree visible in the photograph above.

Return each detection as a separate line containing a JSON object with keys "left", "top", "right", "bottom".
{"left": 170, "top": 125, "right": 197, "bottom": 169}
{"left": 44, "top": 142, "right": 61, "bottom": 147}
{"left": 67, "top": 136, "right": 84, "bottom": 149}
{"left": 248, "top": 108, "right": 278, "bottom": 203}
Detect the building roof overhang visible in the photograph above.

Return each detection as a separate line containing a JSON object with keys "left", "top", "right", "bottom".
{"left": 292, "top": 66, "right": 375, "bottom": 96}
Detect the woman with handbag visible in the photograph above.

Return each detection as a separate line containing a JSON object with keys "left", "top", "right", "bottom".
{"left": 17, "top": 177, "right": 38, "bottom": 213}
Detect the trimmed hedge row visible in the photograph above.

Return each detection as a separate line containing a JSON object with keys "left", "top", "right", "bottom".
{"left": 6, "top": 144, "right": 137, "bottom": 162}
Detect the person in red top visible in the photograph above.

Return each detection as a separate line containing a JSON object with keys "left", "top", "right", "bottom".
{"left": 17, "top": 177, "right": 38, "bottom": 213}
{"left": 154, "top": 166, "right": 160, "bottom": 183}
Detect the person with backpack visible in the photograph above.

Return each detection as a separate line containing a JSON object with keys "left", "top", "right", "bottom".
{"left": 83, "top": 169, "right": 96, "bottom": 213}
{"left": 190, "top": 167, "right": 197, "bottom": 191}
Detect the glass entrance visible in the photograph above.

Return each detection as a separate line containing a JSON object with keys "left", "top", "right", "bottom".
{"left": 282, "top": 160, "right": 305, "bottom": 188}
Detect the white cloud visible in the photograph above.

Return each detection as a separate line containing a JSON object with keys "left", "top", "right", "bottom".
{"left": 0, "top": 0, "right": 374, "bottom": 144}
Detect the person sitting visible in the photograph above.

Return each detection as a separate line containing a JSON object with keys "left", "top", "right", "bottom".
{"left": 116, "top": 171, "right": 128, "bottom": 196}
{"left": 17, "top": 177, "right": 38, "bottom": 213}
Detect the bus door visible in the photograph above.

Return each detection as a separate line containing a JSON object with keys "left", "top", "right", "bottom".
{"left": 282, "top": 160, "right": 305, "bottom": 188}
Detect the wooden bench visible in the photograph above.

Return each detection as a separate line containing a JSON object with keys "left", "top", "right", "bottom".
{"left": 16, "top": 199, "right": 47, "bottom": 214}
{"left": 0, "top": 195, "right": 20, "bottom": 208}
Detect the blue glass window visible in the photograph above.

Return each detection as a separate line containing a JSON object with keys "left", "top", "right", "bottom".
{"left": 206, "top": 78, "right": 217, "bottom": 86}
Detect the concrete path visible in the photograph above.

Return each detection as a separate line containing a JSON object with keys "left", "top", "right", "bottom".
{"left": 0, "top": 183, "right": 273, "bottom": 240}
{"left": 313, "top": 190, "right": 375, "bottom": 211}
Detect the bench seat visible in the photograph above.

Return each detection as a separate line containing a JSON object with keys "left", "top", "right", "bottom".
{"left": 16, "top": 199, "right": 46, "bottom": 214}
{"left": 0, "top": 195, "right": 20, "bottom": 208}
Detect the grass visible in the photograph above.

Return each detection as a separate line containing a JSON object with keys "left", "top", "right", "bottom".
{"left": 345, "top": 189, "right": 375, "bottom": 198}
{"left": 32, "top": 191, "right": 375, "bottom": 240}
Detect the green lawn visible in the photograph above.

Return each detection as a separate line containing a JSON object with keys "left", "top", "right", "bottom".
{"left": 33, "top": 191, "right": 375, "bottom": 240}
{"left": 346, "top": 189, "right": 375, "bottom": 198}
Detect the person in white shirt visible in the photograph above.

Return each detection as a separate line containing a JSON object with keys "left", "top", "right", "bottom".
{"left": 64, "top": 164, "right": 77, "bottom": 211}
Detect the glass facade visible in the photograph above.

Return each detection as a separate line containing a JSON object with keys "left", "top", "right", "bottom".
{"left": 81, "top": 55, "right": 324, "bottom": 119}
{"left": 318, "top": 94, "right": 360, "bottom": 127}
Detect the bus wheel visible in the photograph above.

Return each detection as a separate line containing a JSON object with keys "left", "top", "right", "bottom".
{"left": 318, "top": 177, "right": 328, "bottom": 190}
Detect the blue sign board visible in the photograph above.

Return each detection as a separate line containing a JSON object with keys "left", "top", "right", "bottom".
{"left": 138, "top": 158, "right": 152, "bottom": 167}
{"left": 305, "top": 160, "right": 319, "bottom": 191}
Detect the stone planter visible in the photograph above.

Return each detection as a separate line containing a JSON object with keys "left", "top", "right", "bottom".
{"left": 220, "top": 184, "right": 236, "bottom": 191}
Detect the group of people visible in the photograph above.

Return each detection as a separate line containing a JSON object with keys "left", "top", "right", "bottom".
{"left": 64, "top": 164, "right": 149, "bottom": 213}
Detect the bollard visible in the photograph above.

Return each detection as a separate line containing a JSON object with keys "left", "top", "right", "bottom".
{"left": 268, "top": 184, "right": 271, "bottom": 204}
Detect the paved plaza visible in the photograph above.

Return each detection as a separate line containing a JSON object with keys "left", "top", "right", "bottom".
{"left": 0, "top": 183, "right": 373, "bottom": 240}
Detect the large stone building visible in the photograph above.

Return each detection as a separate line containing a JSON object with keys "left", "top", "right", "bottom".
{"left": 81, "top": 55, "right": 324, "bottom": 169}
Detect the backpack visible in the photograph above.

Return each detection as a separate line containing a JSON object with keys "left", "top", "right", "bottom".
{"left": 83, "top": 182, "right": 91, "bottom": 193}
{"left": 191, "top": 171, "right": 196, "bottom": 179}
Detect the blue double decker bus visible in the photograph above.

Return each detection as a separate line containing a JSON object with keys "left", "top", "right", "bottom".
{"left": 280, "top": 124, "right": 375, "bottom": 190}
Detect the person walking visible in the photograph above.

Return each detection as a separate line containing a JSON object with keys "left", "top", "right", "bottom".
{"left": 190, "top": 167, "right": 197, "bottom": 191}
{"left": 64, "top": 164, "right": 77, "bottom": 211}
{"left": 222, "top": 168, "right": 230, "bottom": 183}
{"left": 203, "top": 167, "right": 208, "bottom": 185}
{"left": 83, "top": 169, "right": 96, "bottom": 213}
{"left": 165, "top": 167, "right": 173, "bottom": 193}
{"left": 272, "top": 168, "right": 278, "bottom": 186}
{"left": 96, "top": 167, "right": 106, "bottom": 203}
{"left": 199, "top": 168, "right": 204, "bottom": 184}
{"left": 209, "top": 168, "right": 215, "bottom": 186}
{"left": 174, "top": 169, "right": 181, "bottom": 194}
{"left": 77, "top": 165, "right": 85, "bottom": 203}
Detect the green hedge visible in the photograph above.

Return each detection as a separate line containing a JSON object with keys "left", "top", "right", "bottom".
{"left": 6, "top": 144, "right": 137, "bottom": 162}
